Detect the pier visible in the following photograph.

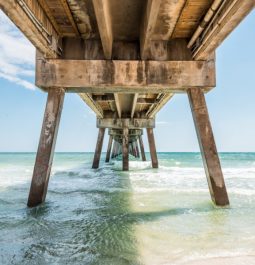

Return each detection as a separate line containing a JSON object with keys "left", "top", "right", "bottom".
{"left": 1, "top": 0, "right": 254, "bottom": 207}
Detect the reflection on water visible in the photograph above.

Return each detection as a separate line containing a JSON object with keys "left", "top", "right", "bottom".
{"left": 1, "top": 153, "right": 255, "bottom": 264}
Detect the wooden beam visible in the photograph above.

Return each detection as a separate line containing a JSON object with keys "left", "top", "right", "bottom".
{"left": 97, "top": 118, "right": 155, "bottom": 129}
{"left": 36, "top": 59, "right": 216, "bottom": 93}
{"left": 139, "top": 135, "right": 146, "bottom": 161}
{"left": 105, "top": 134, "right": 113, "bottom": 163}
{"left": 79, "top": 93, "right": 104, "bottom": 118}
{"left": 59, "top": 0, "right": 80, "bottom": 36}
{"left": 0, "top": 0, "right": 59, "bottom": 58}
{"left": 193, "top": 0, "right": 255, "bottom": 60}
{"left": 188, "top": 87, "right": 229, "bottom": 206}
{"left": 147, "top": 128, "right": 158, "bottom": 168}
{"left": 140, "top": 0, "right": 161, "bottom": 59}
{"left": 131, "top": 94, "right": 139, "bottom": 118}
{"left": 27, "top": 88, "right": 65, "bottom": 207}
{"left": 114, "top": 94, "right": 122, "bottom": 118}
{"left": 146, "top": 93, "right": 174, "bottom": 118}
{"left": 92, "top": 0, "right": 113, "bottom": 59}
{"left": 122, "top": 121, "right": 129, "bottom": 171}
{"left": 137, "top": 98, "right": 157, "bottom": 104}
{"left": 92, "top": 94, "right": 115, "bottom": 102}
{"left": 109, "top": 129, "right": 142, "bottom": 136}
{"left": 92, "top": 128, "right": 105, "bottom": 169}
{"left": 37, "top": 0, "right": 62, "bottom": 35}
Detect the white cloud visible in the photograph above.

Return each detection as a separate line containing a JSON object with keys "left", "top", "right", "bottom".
{"left": 0, "top": 11, "right": 36, "bottom": 90}
{"left": 156, "top": 121, "right": 169, "bottom": 126}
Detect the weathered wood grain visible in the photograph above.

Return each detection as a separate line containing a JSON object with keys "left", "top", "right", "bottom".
{"left": 147, "top": 128, "right": 158, "bottom": 168}
{"left": 92, "top": 0, "right": 113, "bottom": 59}
{"left": 140, "top": 0, "right": 161, "bottom": 59}
{"left": 139, "top": 135, "right": 146, "bottom": 161}
{"left": 188, "top": 87, "right": 229, "bottom": 206}
{"left": 193, "top": 0, "right": 255, "bottom": 60}
{"left": 105, "top": 134, "right": 113, "bottom": 162}
{"left": 92, "top": 128, "right": 105, "bottom": 169}
{"left": 36, "top": 59, "right": 216, "bottom": 92}
{"left": 97, "top": 118, "right": 155, "bottom": 129}
{"left": 27, "top": 88, "right": 65, "bottom": 207}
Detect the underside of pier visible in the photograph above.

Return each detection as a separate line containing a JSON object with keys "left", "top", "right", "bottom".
{"left": 1, "top": 0, "right": 254, "bottom": 207}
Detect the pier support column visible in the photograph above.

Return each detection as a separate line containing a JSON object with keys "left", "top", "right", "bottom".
{"left": 105, "top": 135, "right": 113, "bottom": 162}
{"left": 147, "top": 128, "right": 158, "bottom": 168}
{"left": 122, "top": 121, "right": 129, "bottom": 171}
{"left": 111, "top": 141, "right": 116, "bottom": 159}
{"left": 188, "top": 88, "right": 229, "bottom": 206}
{"left": 136, "top": 140, "right": 140, "bottom": 158}
{"left": 27, "top": 88, "right": 65, "bottom": 207}
{"left": 139, "top": 135, "right": 146, "bottom": 161}
{"left": 92, "top": 128, "right": 105, "bottom": 169}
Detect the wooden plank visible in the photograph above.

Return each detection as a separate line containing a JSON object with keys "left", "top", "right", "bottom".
{"left": 97, "top": 118, "right": 155, "bottom": 129}
{"left": 193, "top": 0, "right": 255, "bottom": 60}
{"left": 37, "top": 0, "right": 62, "bottom": 35}
{"left": 147, "top": 128, "right": 158, "bottom": 168}
{"left": 59, "top": 0, "right": 80, "bottom": 35}
{"left": 92, "top": 94, "right": 115, "bottom": 102}
{"left": 139, "top": 135, "right": 146, "bottom": 161}
{"left": 79, "top": 93, "right": 104, "bottom": 118}
{"left": 92, "top": 0, "right": 113, "bottom": 59}
{"left": 146, "top": 93, "right": 174, "bottom": 118}
{"left": 92, "top": 128, "right": 105, "bottom": 169}
{"left": 0, "top": 0, "right": 59, "bottom": 58}
{"left": 140, "top": 0, "right": 161, "bottom": 59}
{"left": 27, "top": 88, "right": 65, "bottom": 207}
{"left": 131, "top": 94, "right": 138, "bottom": 118}
{"left": 114, "top": 94, "right": 122, "bottom": 118}
{"left": 188, "top": 87, "right": 229, "bottom": 206}
{"left": 105, "top": 134, "right": 113, "bottom": 162}
{"left": 36, "top": 59, "right": 216, "bottom": 92}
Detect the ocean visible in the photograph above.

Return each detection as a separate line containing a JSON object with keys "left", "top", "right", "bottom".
{"left": 0, "top": 152, "right": 255, "bottom": 265}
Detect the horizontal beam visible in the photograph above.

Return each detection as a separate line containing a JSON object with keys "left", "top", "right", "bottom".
{"left": 92, "top": 94, "right": 115, "bottom": 101}
{"left": 97, "top": 118, "right": 155, "bottom": 129}
{"left": 193, "top": 0, "right": 255, "bottom": 60}
{"left": 36, "top": 59, "right": 215, "bottom": 93}
{"left": 79, "top": 93, "right": 104, "bottom": 118}
{"left": 109, "top": 129, "right": 143, "bottom": 136}
{"left": 0, "top": 0, "right": 60, "bottom": 58}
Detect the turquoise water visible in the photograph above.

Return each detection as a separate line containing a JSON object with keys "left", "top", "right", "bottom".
{"left": 1, "top": 152, "right": 255, "bottom": 264}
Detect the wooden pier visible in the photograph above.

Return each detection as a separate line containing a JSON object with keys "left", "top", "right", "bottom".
{"left": 1, "top": 0, "right": 254, "bottom": 207}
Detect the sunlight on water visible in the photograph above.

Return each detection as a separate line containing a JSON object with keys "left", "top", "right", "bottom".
{"left": 1, "top": 152, "right": 255, "bottom": 264}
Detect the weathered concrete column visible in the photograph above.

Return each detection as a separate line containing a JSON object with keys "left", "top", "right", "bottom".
{"left": 135, "top": 140, "right": 140, "bottom": 158}
{"left": 105, "top": 135, "right": 113, "bottom": 162}
{"left": 92, "top": 128, "right": 105, "bottom": 169}
{"left": 147, "top": 128, "right": 158, "bottom": 168}
{"left": 139, "top": 135, "right": 146, "bottom": 161}
{"left": 188, "top": 87, "right": 229, "bottom": 206}
{"left": 111, "top": 141, "right": 116, "bottom": 159}
{"left": 27, "top": 88, "right": 65, "bottom": 207}
{"left": 122, "top": 120, "right": 129, "bottom": 171}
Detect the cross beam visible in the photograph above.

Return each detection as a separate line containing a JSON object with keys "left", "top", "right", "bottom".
{"left": 97, "top": 118, "right": 155, "bottom": 129}
{"left": 36, "top": 59, "right": 216, "bottom": 93}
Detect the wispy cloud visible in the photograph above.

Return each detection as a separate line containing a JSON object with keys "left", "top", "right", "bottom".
{"left": 0, "top": 11, "right": 35, "bottom": 90}
{"left": 156, "top": 121, "right": 169, "bottom": 126}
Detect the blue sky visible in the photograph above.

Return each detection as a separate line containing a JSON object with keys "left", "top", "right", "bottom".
{"left": 0, "top": 10, "right": 254, "bottom": 152}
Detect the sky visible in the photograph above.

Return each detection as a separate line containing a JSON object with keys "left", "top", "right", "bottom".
{"left": 0, "top": 10, "right": 255, "bottom": 152}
